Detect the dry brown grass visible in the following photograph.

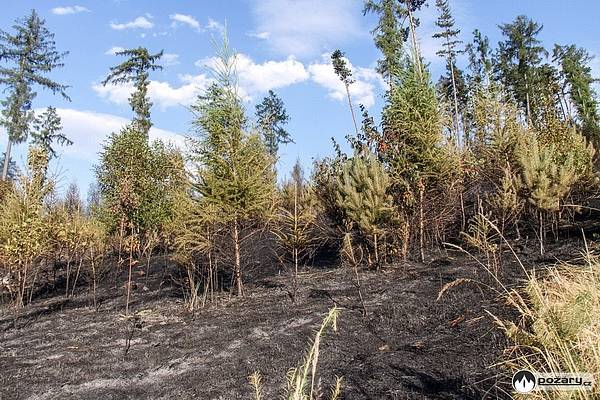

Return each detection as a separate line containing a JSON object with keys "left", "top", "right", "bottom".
{"left": 493, "top": 256, "right": 600, "bottom": 399}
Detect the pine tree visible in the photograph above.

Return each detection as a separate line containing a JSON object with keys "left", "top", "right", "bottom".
{"left": 31, "top": 107, "right": 72, "bottom": 158}
{"left": 0, "top": 10, "right": 70, "bottom": 180}
{"left": 191, "top": 35, "right": 275, "bottom": 296}
{"left": 433, "top": 0, "right": 463, "bottom": 143}
{"left": 331, "top": 50, "right": 359, "bottom": 136}
{"left": 553, "top": 44, "right": 600, "bottom": 141}
{"left": 255, "top": 90, "right": 292, "bottom": 156}
{"left": 336, "top": 150, "right": 393, "bottom": 266}
{"left": 101, "top": 47, "right": 163, "bottom": 134}
{"left": 517, "top": 103, "right": 595, "bottom": 254}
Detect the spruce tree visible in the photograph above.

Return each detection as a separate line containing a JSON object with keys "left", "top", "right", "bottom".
{"left": 363, "top": 0, "right": 408, "bottom": 83}
{"left": 0, "top": 10, "right": 70, "bottom": 180}
{"left": 101, "top": 47, "right": 163, "bottom": 134}
{"left": 433, "top": 0, "right": 463, "bottom": 143}
{"left": 381, "top": 10, "right": 462, "bottom": 260}
{"left": 255, "top": 90, "right": 292, "bottom": 156}
{"left": 191, "top": 36, "right": 275, "bottom": 296}
{"left": 495, "top": 16, "right": 547, "bottom": 122}
{"left": 31, "top": 106, "right": 72, "bottom": 158}
{"left": 382, "top": 58, "right": 449, "bottom": 192}
{"left": 363, "top": 0, "right": 426, "bottom": 83}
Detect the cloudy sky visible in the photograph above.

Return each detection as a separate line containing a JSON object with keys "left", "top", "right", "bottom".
{"left": 1, "top": 0, "right": 599, "bottom": 195}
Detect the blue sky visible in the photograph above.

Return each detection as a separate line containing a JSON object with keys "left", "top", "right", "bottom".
{"left": 1, "top": 0, "right": 599, "bottom": 196}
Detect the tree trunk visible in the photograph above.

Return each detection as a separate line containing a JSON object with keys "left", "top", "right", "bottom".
{"left": 293, "top": 182, "right": 299, "bottom": 277}
{"left": 419, "top": 179, "right": 425, "bottom": 263}
{"left": 233, "top": 218, "right": 243, "bottom": 296}
{"left": 448, "top": 55, "right": 461, "bottom": 146}
{"left": 407, "top": 1, "right": 423, "bottom": 80}
{"left": 91, "top": 247, "right": 97, "bottom": 310}
{"left": 126, "top": 238, "right": 134, "bottom": 315}
{"left": 539, "top": 210, "right": 545, "bottom": 256}
{"left": 345, "top": 84, "right": 359, "bottom": 137}
{"left": 2, "top": 140, "right": 12, "bottom": 181}
{"left": 525, "top": 72, "right": 532, "bottom": 126}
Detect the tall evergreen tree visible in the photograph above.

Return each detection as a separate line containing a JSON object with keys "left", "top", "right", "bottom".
{"left": 432, "top": 0, "right": 463, "bottom": 142}
{"left": 255, "top": 90, "right": 292, "bottom": 156}
{"left": 363, "top": 0, "right": 426, "bottom": 83}
{"left": 465, "top": 29, "right": 493, "bottom": 86}
{"left": 31, "top": 106, "right": 72, "bottom": 158}
{"left": 363, "top": 0, "right": 408, "bottom": 83}
{"left": 495, "top": 15, "right": 547, "bottom": 122}
{"left": 437, "top": 63, "right": 468, "bottom": 128}
{"left": 0, "top": 10, "right": 69, "bottom": 180}
{"left": 553, "top": 44, "right": 600, "bottom": 141}
{"left": 191, "top": 36, "right": 275, "bottom": 296}
{"left": 101, "top": 47, "right": 163, "bottom": 134}
{"left": 331, "top": 50, "right": 360, "bottom": 136}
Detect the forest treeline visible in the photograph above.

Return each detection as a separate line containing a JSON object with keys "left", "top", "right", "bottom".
{"left": 0, "top": 1, "right": 598, "bottom": 309}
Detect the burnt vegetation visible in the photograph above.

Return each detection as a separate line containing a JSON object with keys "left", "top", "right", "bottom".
{"left": 1, "top": 2, "right": 600, "bottom": 399}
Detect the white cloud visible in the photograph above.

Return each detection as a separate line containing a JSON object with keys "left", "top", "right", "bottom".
{"left": 93, "top": 74, "right": 212, "bottom": 110}
{"left": 105, "top": 46, "right": 125, "bottom": 55}
{"left": 197, "top": 54, "right": 310, "bottom": 99}
{"left": 110, "top": 16, "right": 154, "bottom": 30}
{"left": 308, "top": 54, "right": 383, "bottom": 108}
{"left": 206, "top": 18, "right": 225, "bottom": 34}
{"left": 0, "top": 109, "right": 184, "bottom": 162}
{"left": 95, "top": 53, "right": 310, "bottom": 109}
{"left": 51, "top": 5, "right": 89, "bottom": 15}
{"left": 250, "top": 0, "right": 365, "bottom": 57}
{"left": 247, "top": 31, "right": 270, "bottom": 40}
{"left": 53, "top": 109, "right": 185, "bottom": 160}
{"left": 170, "top": 13, "right": 202, "bottom": 32}
{"left": 162, "top": 53, "right": 180, "bottom": 66}
{"left": 237, "top": 55, "right": 309, "bottom": 95}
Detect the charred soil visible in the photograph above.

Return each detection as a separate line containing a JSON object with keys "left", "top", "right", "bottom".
{"left": 0, "top": 243, "right": 563, "bottom": 400}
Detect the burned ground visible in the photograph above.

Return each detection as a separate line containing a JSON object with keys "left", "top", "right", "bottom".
{"left": 0, "top": 244, "right": 555, "bottom": 400}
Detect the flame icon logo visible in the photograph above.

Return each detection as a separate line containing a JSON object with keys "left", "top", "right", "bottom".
{"left": 513, "top": 370, "right": 536, "bottom": 393}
